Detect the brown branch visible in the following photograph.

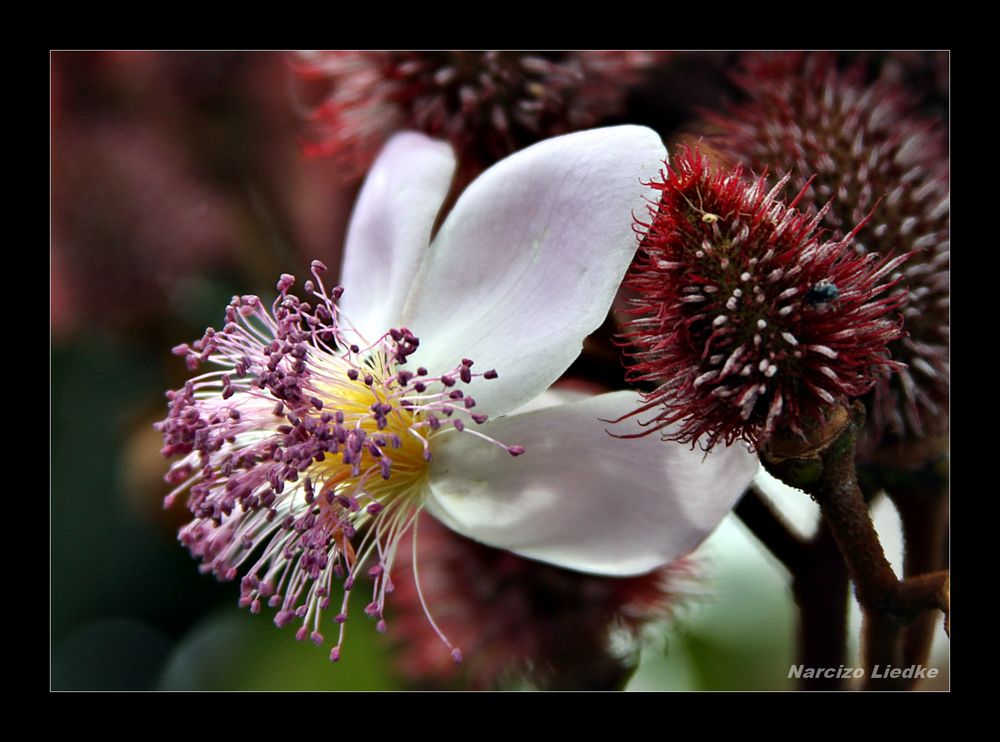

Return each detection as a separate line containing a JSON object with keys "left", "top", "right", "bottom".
{"left": 894, "top": 570, "right": 949, "bottom": 617}
{"left": 762, "top": 401, "right": 950, "bottom": 691}
{"left": 793, "top": 522, "right": 850, "bottom": 690}
{"left": 883, "top": 467, "right": 949, "bottom": 687}
{"left": 734, "top": 485, "right": 808, "bottom": 572}
{"left": 734, "top": 485, "right": 850, "bottom": 690}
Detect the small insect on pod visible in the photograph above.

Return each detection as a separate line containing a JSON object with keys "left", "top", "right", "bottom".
{"left": 805, "top": 279, "right": 839, "bottom": 306}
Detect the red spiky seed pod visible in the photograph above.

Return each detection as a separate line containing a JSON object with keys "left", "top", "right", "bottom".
{"left": 293, "top": 51, "right": 666, "bottom": 178}
{"left": 707, "top": 52, "right": 949, "bottom": 444}
{"left": 618, "top": 146, "right": 908, "bottom": 451}
{"left": 389, "top": 515, "right": 691, "bottom": 690}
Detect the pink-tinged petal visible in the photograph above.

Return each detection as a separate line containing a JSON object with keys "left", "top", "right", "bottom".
{"left": 423, "top": 391, "right": 758, "bottom": 576}
{"left": 338, "top": 132, "right": 456, "bottom": 342}
{"left": 402, "top": 126, "right": 666, "bottom": 417}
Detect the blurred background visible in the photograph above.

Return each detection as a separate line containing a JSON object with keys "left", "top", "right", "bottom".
{"left": 50, "top": 50, "right": 948, "bottom": 691}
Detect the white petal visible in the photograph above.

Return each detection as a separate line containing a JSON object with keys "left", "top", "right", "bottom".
{"left": 338, "top": 132, "right": 456, "bottom": 342}
{"left": 424, "top": 391, "right": 758, "bottom": 576}
{"left": 506, "top": 383, "right": 595, "bottom": 415}
{"left": 402, "top": 126, "right": 666, "bottom": 417}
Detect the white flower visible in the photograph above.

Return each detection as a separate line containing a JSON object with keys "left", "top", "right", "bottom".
{"left": 160, "top": 126, "right": 758, "bottom": 662}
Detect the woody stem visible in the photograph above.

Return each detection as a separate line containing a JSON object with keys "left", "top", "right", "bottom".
{"left": 735, "top": 486, "right": 849, "bottom": 690}
{"left": 763, "top": 401, "right": 948, "bottom": 690}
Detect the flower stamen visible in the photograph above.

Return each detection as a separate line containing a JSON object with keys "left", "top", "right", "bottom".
{"left": 158, "top": 260, "right": 521, "bottom": 660}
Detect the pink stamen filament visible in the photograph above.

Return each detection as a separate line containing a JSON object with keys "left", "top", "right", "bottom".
{"left": 160, "top": 265, "right": 525, "bottom": 663}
